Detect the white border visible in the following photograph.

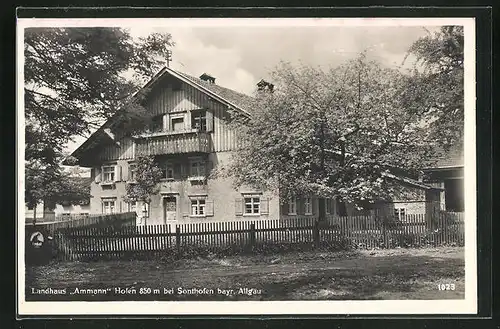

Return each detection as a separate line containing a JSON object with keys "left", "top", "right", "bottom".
{"left": 17, "top": 17, "right": 477, "bottom": 316}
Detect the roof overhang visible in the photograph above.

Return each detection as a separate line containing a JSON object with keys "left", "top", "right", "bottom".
{"left": 382, "top": 172, "right": 445, "bottom": 191}
{"left": 423, "top": 165, "right": 464, "bottom": 171}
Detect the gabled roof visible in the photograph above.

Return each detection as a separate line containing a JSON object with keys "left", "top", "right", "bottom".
{"left": 66, "top": 66, "right": 257, "bottom": 163}
{"left": 425, "top": 143, "right": 464, "bottom": 169}
{"left": 382, "top": 172, "right": 444, "bottom": 191}
{"left": 170, "top": 68, "right": 258, "bottom": 115}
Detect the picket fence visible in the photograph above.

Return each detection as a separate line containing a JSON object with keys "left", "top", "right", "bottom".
{"left": 49, "top": 212, "right": 465, "bottom": 261}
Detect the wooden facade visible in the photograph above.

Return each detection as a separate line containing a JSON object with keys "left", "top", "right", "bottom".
{"left": 96, "top": 137, "right": 135, "bottom": 162}
{"left": 143, "top": 76, "right": 240, "bottom": 153}
{"left": 135, "top": 131, "right": 211, "bottom": 157}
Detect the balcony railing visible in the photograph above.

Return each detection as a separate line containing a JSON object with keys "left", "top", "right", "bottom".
{"left": 134, "top": 129, "right": 211, "bottom": 156}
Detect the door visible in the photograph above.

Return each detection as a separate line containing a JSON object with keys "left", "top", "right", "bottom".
{"left": 163, "top": 196, "right": 177, "bottom": 222}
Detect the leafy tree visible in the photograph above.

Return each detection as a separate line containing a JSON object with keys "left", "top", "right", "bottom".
{"left": 48, "top": 175, "right": 92, "bottom": 208}
{"left": 25, "top": 161, "right": 62, "bottom": 224}
{"left": 404, "top": 26, "right": 464, "bottom": 149}
{"left": 224, "top": 55, "right": 439, "bottom": 216}
{"left": 124, "top": 156, "right": 163, "bottom": 220}
{"left": 25, "top": 164, "right": 91, "bottom": 223}
{"left": 24, "top": 27, "right": 174, "bottom": 212}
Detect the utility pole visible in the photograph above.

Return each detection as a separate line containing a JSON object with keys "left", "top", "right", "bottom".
{"left": 166, "top": 50, "right": 172, "bottom": 67}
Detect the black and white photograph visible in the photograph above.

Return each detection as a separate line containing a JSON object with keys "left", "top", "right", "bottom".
{"left": 17, "top": 16, "right": 477, "bottom": 315}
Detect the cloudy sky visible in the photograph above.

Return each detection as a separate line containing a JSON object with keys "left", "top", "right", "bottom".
{"left": 130, "top": 24, "right": 438, "bottom": 96}
{"left": 61, "top": 20, "right": 444, "bottom": 154}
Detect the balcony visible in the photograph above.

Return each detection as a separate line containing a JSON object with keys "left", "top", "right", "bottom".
{"left": 133, "top": 129, "right": 211, "bottom": 156}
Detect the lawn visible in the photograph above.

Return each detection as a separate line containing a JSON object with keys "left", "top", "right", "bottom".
{"left": 25, "top": 247, "right": 465, "bottom": 301}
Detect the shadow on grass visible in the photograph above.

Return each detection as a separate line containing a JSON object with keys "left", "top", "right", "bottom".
{"left": 257, "top": 254, "right": 464, "bottom": 300}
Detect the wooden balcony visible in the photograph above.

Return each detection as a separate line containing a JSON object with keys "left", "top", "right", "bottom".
{"left": 134, "top": 130, "right": 211, "bottom": 156}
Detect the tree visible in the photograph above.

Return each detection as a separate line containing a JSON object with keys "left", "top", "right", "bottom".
{"left": 224, "top": 55, "right": 439, "bottom": 216}
{"left": 25, "top": 161, "right": 62, "bottom": 224}
{"left": 24, "top": 27, "right": 174, "bottom": 212}
{"left": 48, "top": 175, "right": 92, "bottom": 208}
{"left": 404, "top": 26, "right": 464, "bottom": 149}
{"left": 124, "top": 156, "right": 163, "bottom": 222}
{"left": 25, "top": 164, "right": 91, "bottom": 224}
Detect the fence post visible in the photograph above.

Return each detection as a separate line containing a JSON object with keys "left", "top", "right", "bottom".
{"left": 313, "top": 220, "right": 320, "bottom": 248}
{"left": 381, "top": 216, "right": 387, "bottom": 249}
{"left": 249, "top": 223, "right": 256, "bottom": 250}
{"left": 175, "top": 225, "right": 181, "bottom": 256}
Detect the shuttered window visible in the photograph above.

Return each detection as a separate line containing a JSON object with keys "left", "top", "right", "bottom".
{"left": 102, "top": 199, "right": 116, "bottom": 214}
{"left": 191, "top": 199, "right": 206, "bottom": 216}
{"left": 244, "top": 197, "right": 260, "bottom": 215}
{"left": 102, "top": 166, "right": 115, "bottom": 183}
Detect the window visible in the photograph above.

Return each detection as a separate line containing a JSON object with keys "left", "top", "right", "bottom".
{"left": 244, "top": 196, "right": 260, "bottom": 215}
{"left": 191, "top": 109, "right": 207, "bottom": 132}
{"left": 128, "top": 201, "right": 137, "bottom": 212}
{"left": 128, "top": 163, "right": 137, "bottom": 181}
{"left": 102, "top": 199, "right": 116, "bottom": 214}
{"left": 288, "top": 197, "right": 297, "bottom": 215}
{"left": 150, "top": 115, "right": 164, "bottom": 132}
{"left": 102, "top": 166, "right": 115, "bottom": 183}
{"left": 190, "top": 160, "right": 206, "bottom": 177}
{"left": 304, "top": 197, "right": 313, "bottom": 215}
{"left": 394, "top": 208, "right": 406, "bottom": 220}
{"left": 162, "top": 163, "right": 175, "bottom": 180}
{"left": 171, "top": 117, "right": 185, "bottom": 131}
{"left": 191, "top": 198, "right": 206, "bottom": 216}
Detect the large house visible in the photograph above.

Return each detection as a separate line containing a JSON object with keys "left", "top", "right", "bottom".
{"left": 66, "top": 67, "right": 463, "bottom": 225}
{"left": 67, "top": 68, "right": 282, "bottom": 225}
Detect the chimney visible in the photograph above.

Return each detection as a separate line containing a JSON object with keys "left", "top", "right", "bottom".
{"left": 257, "top": 79, "right": 274, "bottom": 93}
{"left": 199, "top": 73, "right": 216, "bottom": 84}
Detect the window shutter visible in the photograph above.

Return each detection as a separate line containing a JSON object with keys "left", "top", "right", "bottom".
{"left": 312, "top": 197, "right": 317, "bottom": 215}
{"left": 114, "top": 165, "right": 121, "bottom": 182}
{"left": 206, "top": 110, "right": 214, "bottom": 132}
{"left": 162, "top": 114, "right": 168, "bottom": 131}
{"left": 94, "top": 167, "right": 101, "bottom": 183}
{"left": 235, "top": 198, "right": 243, "bottom": 216}
{"left": 260, "top": 197, "right": 269, "bottom": 215}
{"left": 205, "top": 200, "right": 214, "bottom": 216}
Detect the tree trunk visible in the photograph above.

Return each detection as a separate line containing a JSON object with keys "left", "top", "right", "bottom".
{"left": 32, "top": 203, "right": 37, "bottom": 226}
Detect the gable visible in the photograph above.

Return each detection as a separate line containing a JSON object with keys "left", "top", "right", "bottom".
{"left": 144, "top": 75, "right": 214, "bottom": 116}
{"left": 67, "top": 66, "right": 256, "bottom": 165}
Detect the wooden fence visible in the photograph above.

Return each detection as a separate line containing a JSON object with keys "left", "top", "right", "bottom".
{"left": 25, "top": 212, "right": 137, "bottom": 265}
{"left": 50, "top": 212, "right": 465, "bottom": 261}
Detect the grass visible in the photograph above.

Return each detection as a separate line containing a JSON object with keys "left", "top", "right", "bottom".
{"left": 25, "top": 247, "right": 465, "bottom": 301}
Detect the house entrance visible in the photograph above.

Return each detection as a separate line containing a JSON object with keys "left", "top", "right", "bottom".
{"left": 163, "top": 196, "right": 177, "bottom": 222}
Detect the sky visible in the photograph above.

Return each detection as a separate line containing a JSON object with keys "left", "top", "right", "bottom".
{"left": 63, "top": 22, "right": 443, "bottom": 155}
